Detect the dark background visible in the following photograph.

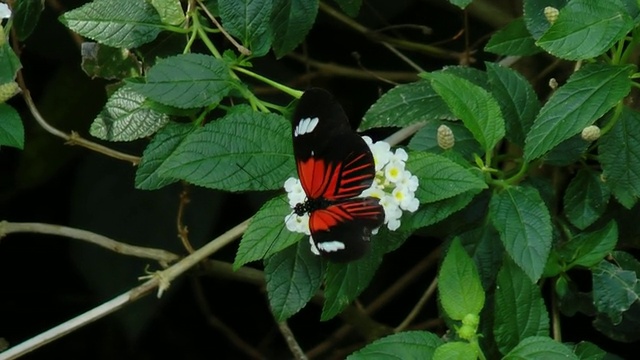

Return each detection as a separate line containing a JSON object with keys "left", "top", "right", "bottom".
{"left": 1, "top": 0, "right": 636, "bottom": 359}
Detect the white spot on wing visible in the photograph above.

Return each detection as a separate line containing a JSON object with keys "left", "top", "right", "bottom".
{"left": 317, "top": 240, "right": 345, "bottom": 253}
{"left": 309, "top": 236, "right": 320, "bottom": 255}
{"left": 295, "top": 117, "right": 319, "bottom": 137}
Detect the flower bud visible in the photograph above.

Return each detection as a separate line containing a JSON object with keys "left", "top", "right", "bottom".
{"left": 0, "top": 81, "right": 19, "bottom": 103}
{"left": 437, "top": 124, "right": 455, "bottom": 150}
{"left": 544, "top": 6, "right": 559, "bottom": 24}
{"left": 581, "top": 125, "right": 601, "bottom": 141}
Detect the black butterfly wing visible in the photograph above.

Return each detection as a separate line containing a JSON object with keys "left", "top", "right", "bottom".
{"left": 309, "top": 197, "right": 384, "bottom": 262}
{"left": 292, "top": 88, "right": 376, "bottom": 201}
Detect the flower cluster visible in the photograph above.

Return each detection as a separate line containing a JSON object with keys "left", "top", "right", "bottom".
{"left": 361, "top": 136, "right": 420, "bottom": 231}
{"left": 284, "top": 136, "right": 420, "bottom": 235}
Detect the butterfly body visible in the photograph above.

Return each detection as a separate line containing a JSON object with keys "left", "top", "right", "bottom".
{"left": 292, "top": 88, "right": 385, "bottom": 263}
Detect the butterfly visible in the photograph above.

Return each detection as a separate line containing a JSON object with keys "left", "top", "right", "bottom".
{"left": 291, "top": 88, "right": 385, "bottom": 263}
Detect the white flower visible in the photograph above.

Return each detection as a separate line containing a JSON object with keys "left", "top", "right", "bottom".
{"left": 393, "top": 186, "right": 420, "bottom": 212}
{"left": 285, "top": 212, "right": 310, "bottom": 235}
{"left": 364, "top": 136, "right": 392, "bottom": 171}
{"left": 0, "top": 4, "right": 11, "bottom": 19}
{"left": 361, "top": 184, "right": 386, "bottom": 199}
{"left": 284, "top": 177, "right": 306, "bottom": 207}
{"left": 384, "top": 160, "right": 405, "bottom": 184}
{"left": 397, "top": 170, "right": 419, "bottom": 192}
{"left": 390, "top": 148, "right": 408, "bottom": 163}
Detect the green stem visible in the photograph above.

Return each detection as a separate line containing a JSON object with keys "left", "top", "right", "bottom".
{"left": 610, "top": 38, "right": 625, "bottom": 65}
{"left": 232, "top": 66, "right": 303, "bottom": 98}
{"left": 194, "top": 15, "right": 221, "bottom": 58}
{"left": 161, "top": 24, "right": 191, "bottom": 34}
{"left": 505, "top": 161, "right": 529, "bottom": 186}
{"left": 184, "top": 27, "right": 199, "bottom": 54}
{"left": 599, "top": 101, "right": 624, "bottom": 136}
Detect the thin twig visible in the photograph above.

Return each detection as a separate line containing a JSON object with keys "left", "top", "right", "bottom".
{"left": 191, "top": 278, "right": 264, "bottom": 359}
{"left": 394, "top": 277, "right": 438, "bottom": 331}
{"left": 319, "top": 2, "right": 460, "bottom": 66}
{"left": 382, "top": 122, "right": 426, "bottom": 146}
{"left": 551, "top": 282, "right": 562, "bottom": 342}
{"left": 177, "top": 184, "right": 195, "bottom": 254}
{"left": 286, "top": 52, "right": 419, "bottom": 82}
{"left": 197, "top": 0, "right": 251, "bottom": 55}
{"left": 306, "top": 245, "right": 442, "bottom": 359}
{"left": 0, "top": 219, "right": 250, "bottom": 359}
{"left": 276, "top": 321, "right": 307, "bottom": 360}
{"left": 0, "top": 221, "right": 179, "bottom": 265}
{"left": 0, "top": 279, "right": 157, "bottom": 360}
{"left": 10, "top": 13, "right": 140, "bottom": 165}
{"left": 21, "top": 91, "right": 141, "bottom": 165}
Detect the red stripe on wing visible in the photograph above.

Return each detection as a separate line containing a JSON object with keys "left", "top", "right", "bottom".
{"left": 309, "top": 198, "right": 384, "bottom": 233}
{"left": 297, "top": 150, "right": 376, "bottom": 201}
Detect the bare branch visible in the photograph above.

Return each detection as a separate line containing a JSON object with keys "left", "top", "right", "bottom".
{"left": 21, "top": 90, "right": 141, "bottom": 165}
{"left": 191, "top": 278, "right": 263, "bottom": 359}
{"left": 277, "top": 321, "right": 307, "bottom": 360}
{"left": 0, "top": 218, "right": 250, "bottom": 358}
{"left": 0, "top": 221, "right": 179, "bottom": 265}
{"left": 394, "top": 277, "right": 438, "bottom": 332}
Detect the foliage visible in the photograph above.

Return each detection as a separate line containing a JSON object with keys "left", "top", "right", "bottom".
{"left": 2, "top": 0, "right": 640, "bottom": 358}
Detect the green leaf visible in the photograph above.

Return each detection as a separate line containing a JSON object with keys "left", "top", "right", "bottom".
{"left": 571, "top": 341, "right": 606, "bottom": 360}
{"left": 160, "top": 105, "right": 294, "bottom": 191}
{"left": 321, "top": 249, "right": 383, "bottom": 320}
{"left": 542, "top": 135, "right": 589, "bottom": 166}
{"left": 523, "top": 0, "right": 569, "bottom": 40}
{"left": 407, "top": 152, "right": 487, "bottom": 204}
{"left": 559, "top": 222, "right": 618, "bottom": 270}
{"left": 347, "top": 331, "right": 443, "bottom": 360}
{"left": 135, "top": 122, "right": 194, "bottom": 190}
{"left": 235, "top": 195, "right": 303, "bottom": 269}
{"left": 537, "top": 0, "right": 634, "bottom": 60}
{"left": 592, "top": 260, "right": 640, "bottom": 324}
{"left": 60, "top": 0, "right": 163, "bottom": 48}
{"left": 563, "top": 170, "right": 610, "bottom": 230}
{"left": 218, "top": 0, "right": 273, "bottom": 56}
{"left": 0, "top": 104, "right": 24, "bottom": 149}
{"left": 126, "top": 53, "right": 234, "bottom": 109}
{"left": 524, "top": 64, "right": 632, "bottom": 161}
{"left": 0, "top": 43, "right": 22, "bottom": 84}
{"left": 503, "top": 336, "right": 579, "bottom": 360}
{"left": 489, "top": 186, "right": 552, "bottom": 282}
{"left": 408, "top": 189, "right": 479, "bottom": 230}
{"left": 81, "top": 43, "right": 142, "bottom": 80}
{"left": 440, "top": 66, "right": 489, "bottom": 90}
{"left": 448, "top": 0, "right": 472, "bottom": 9}
{"left": 460, "top": 225, "right": 504, "bottom": 290}
{"left": 270, "top": 0, "right": 318, "bottom": 58}
{"left": 361, "top": 80, "right": 453, "bottom": 130}
{"left": 12, "top": 0, "right": 44, "bottom": 41}
{"left": 408, "top": 120, "right": 482, "bottom": 161}
{"left": 494, "top": 258, "right": 550, "bottom": 355}
{"left": 150, "top": 0, "right": 184, "bottom": 26}
{"left": 428, "top": 71, "right": 505, "bottom": 152}
{"left": 433, "top": 341, "right": 477, "bottom": 360}
{"left": 90, "top": 86, "right": 169, "bottom": 141}
{"left": 485, "top": 17, "right": 541, "bottom": 56}
{"left": 599, "top": 107, "right": 640, "bottom": 209}
{"left": 438, "top": 238, "right": 485, "bottom": 320}
{"left": 264, "top": 240, "right": 324, "bottom": 321}
{"left": 486, "top": 62, "right": 540, "bottom": 147}
{"left": 332, "top": 0, "right": 362, "bottom": 17}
